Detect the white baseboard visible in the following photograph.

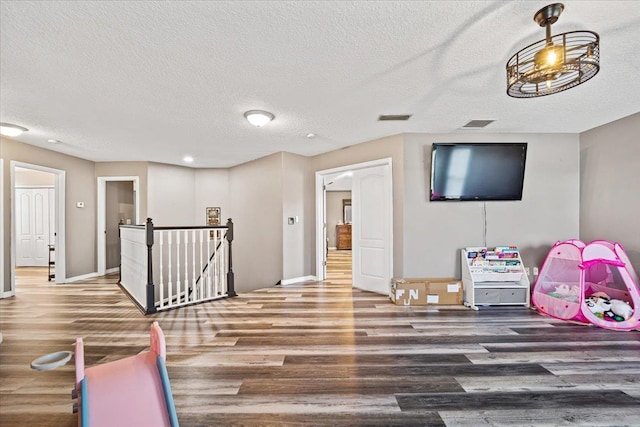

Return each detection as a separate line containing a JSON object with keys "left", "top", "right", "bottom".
{"left": 1, "top": 291, "right": 14, "bottom": 299}
{"left": 65, "top": 272, "right": 99, "bottom": 283}
{"left": 106, "top": 267, "right": 119, "bottom": 274}
{"left": 280, "top": 275, "right": 317, "bottom": 286}
{"left": 328, "top": 246, "right": 337, "bottom": 250}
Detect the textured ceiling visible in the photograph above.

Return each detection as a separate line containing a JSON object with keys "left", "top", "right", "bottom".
{"left": 1, "top": 1, "right": 639, "bottom": 168}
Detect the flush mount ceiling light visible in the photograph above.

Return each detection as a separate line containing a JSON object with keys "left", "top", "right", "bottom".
{"left": 506, "top": 3, "right": 600, "bottom": 98}
{"left": 244, "top": 110, "right": 274, "bottom": 127}
{"left": 0, "top": 122, "right": 29, "bottom": 137}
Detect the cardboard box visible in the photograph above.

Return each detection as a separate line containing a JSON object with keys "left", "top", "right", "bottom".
{"left": 390, "top": 278, "right": 463, "bottom": 306}
{"left": 390, "top": 279, "right": 427, "bottom": 305}
{"left": 425, "top": 280, "right": 463, "bottom": 305}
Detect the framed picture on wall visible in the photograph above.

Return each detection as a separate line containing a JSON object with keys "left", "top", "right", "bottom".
{"left": 206, "top": 207, "right": 221, "bottom": 226}
{"left": 206, "top": 207, "right": 221, "bottom": 238}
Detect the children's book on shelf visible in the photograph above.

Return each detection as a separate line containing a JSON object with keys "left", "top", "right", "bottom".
{"left": 464, "top": 246, "right": 524, "bottom": 282}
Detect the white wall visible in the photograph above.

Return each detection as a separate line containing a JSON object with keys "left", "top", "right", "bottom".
{"left": 194, "top": 169, "right": 229, "bottom": 225}
{"left": 580, "top": 113, "right": 640, "bottom": 271}
{"left": 147, "top": 162, "right": 195, "bottom": 226}
{"left": 229, "top": 153, "right": 283, "bottom": 292}
{"left": 282, "top": 153, "right": 312, "bottom": 280}
{"left": 402, "top": 133, "right": 580, "bottom": 279}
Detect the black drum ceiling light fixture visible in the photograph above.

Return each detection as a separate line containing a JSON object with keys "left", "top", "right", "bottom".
{"left": 506, "top": 3, "right": 600, "bottom": 98}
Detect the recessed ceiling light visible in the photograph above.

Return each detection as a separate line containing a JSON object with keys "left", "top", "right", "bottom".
{"left": 47, "top": 139, "right": 61, "bottom": 144}
{"left": 0, "top": 122, "right": 29, "bottom": 137}
{"left": 306, "top": 133, "right": 316, "bottom": 139}
{"left": 183, "top": 156, "right": 194, "bottom": 163}
{"left": 244, "top": 110, "right": 274, "bottom": 127}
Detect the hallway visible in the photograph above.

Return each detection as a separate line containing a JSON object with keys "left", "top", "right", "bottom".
{"left": 326, "top": 249, "right": 352, "bottom": 283}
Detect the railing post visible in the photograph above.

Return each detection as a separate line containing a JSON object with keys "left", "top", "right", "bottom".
{"left": 226, "top": 218, "right": 237, "bottom": 297}
{"left": 145, "top": 218, "right": 157, "bottom": 314}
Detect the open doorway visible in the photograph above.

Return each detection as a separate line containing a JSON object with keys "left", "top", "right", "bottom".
{"left": 14, "top": 167, "right": 55, "bottom": 268}
{"left": 325, "top": 176, "right": 352, "bottom": 282}
{"left": 9, "top": 161, "right": 66, "bottom": 295}
{"left": 97, "top": 176, "right": 139, "bottom": 276}
{"left": 315, "top": 158, "right": 393, "bottom": 295}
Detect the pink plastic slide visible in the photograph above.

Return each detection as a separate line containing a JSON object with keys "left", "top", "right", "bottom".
{"left": 74, "top": 322, "right": 179, "bottom": 427}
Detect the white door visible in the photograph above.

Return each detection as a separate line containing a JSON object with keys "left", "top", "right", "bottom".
{"left": 352, "top": 164, "right": 392, "bottom": 295}
{"left": 16, "top": 188, "right": 51, "bottom": 266}
{"left": 48, "top": 188, "right": 56, "bottom": 244}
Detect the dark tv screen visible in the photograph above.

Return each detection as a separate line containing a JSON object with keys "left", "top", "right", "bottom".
{"left": 430, "top": 143, "right": 527, "bottom": 201}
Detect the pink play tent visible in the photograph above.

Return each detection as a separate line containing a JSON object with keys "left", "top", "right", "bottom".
{"left": 532, "top": 239, "right": 640, "bottom": 331}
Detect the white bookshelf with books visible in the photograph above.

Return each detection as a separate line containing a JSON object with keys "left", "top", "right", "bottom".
{"left": 461, "top": 246, "right": 530, "bottom": 310}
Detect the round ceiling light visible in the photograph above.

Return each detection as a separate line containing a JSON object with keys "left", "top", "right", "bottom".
{"left": 0, "top": 122, "right": 29, "bottom": 137}
{"left": 244, "top": 110, "right": 274, "bottom": 127}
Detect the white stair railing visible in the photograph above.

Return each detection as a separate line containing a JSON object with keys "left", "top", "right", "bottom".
{"left": 119, "top": 218, "right": 236, "bottom": 314}
{"left": 119, "top": 226, "right": 148, "bottom": 310}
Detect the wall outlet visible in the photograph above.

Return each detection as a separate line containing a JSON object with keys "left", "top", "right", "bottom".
{"left": 533, "top": 267, "right": 539, "bottom": 276}
{"left": 524, "top": 267, "right": 530, "bottom": 275}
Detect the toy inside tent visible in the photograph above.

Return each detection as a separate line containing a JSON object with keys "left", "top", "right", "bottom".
{"left": 74, "top": 321, "right": 179, "bottom": 426}
{"left": 532, "top": 239, "right": 640, "bottom": 331}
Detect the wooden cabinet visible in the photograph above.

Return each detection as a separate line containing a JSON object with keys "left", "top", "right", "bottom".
{"left": 336, "top": 224, "right": 352, "bottom": 250}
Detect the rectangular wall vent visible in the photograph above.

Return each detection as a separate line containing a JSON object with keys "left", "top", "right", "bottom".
{"left": 463, "top": 120, "right": 494, "bottom": 128}
{"left": 378, "top": 114, "right": 412, "bottom": 121}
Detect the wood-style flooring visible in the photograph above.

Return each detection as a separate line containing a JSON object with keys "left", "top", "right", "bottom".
{"left": 326, "top": 248, "right": 352, "bottom": 283}
{"left": 1, "top": 264, "right": 640, "bottom": 426}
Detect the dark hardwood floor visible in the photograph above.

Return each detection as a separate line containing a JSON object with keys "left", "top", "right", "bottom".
{"left": 1, "top": 264, "right": 639, "bottom": 426}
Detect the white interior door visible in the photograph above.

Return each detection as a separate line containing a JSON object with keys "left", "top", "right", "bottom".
{"left": 16, "top": 188, "right": 51, "bottom": 266}
{"left": 48, "top": 188, "right": 56, "bottom": 244}
{"left": 352, "top": 164, "right": 391, "bottom": 295}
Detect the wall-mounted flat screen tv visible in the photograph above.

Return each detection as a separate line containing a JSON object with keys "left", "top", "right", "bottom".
{"left": 430, "top": 143, "right": 527, "bottom": 201}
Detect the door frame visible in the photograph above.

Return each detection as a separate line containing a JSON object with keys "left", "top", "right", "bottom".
{"left": 9, "top": 161, "right": 66, "bottom": 294}
{"left": 15, "top": 187, "right": 54, "bottom": 267}
{"left": 315, "top": 158, "right": 393, "bottom": 282}
{"left": 97, "top": 176, "right": 139, "bottom": 276}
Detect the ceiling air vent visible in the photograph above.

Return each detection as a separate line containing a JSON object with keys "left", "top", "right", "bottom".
{"left": 378, "top": 114, "right": 412, "bottom": 121}
{"left": 462, "top": 120, "right": 494, "bottom": 128}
